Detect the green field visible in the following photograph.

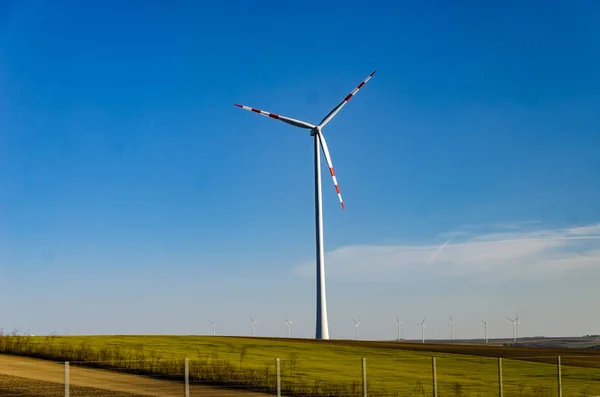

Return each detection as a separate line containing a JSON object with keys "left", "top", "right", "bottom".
{"left": 2, "top": 334, "right": 600, "bottom": 397}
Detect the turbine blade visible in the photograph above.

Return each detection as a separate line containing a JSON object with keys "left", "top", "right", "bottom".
{"left": 235, "top": 104, "right": 315, "bottom": 129}
{"left": 317, "top": 70, "right": 377, "bottom": 129}
{"left": 317, "top": 130, "right": 344, "bottom": 209}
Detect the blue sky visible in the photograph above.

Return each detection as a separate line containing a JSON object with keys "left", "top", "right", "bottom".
{"left": 1, "top": 1, "right": 599, "bottom": 340}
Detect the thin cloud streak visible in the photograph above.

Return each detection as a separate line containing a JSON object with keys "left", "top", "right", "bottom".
{"left": 429, "top": 239, "right": 452, "bottom": 263}
{"left": 293, "top": 222, "right": 600, "bottom": 282}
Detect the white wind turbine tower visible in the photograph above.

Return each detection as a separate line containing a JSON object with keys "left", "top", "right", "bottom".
{"left": 208, "top": 320, "right": 217, "bottom": 336}
{"left": 250, "top": 317, "right": 258, "bottom": 337}
{"left": 515, "top": 314, "right": 520, "bottom": 339}
{"left": 235, "top": 71, "right": 377, "bottom": 340}
{"left": 506, "top": 317, "right": 517, "bottom": 341}
{"left": 481, "top": 320, "right": 489, "bottom": 344}
{"left": 396, "top": 317, "right": 403, "bottom": 341}
{"left": 285, "top": 317, "right": 292, "bottom": 338}
{"left": 352, "top": 318, "right": 361, "bottom": 340}
{"left": 449, "top": 316, "right": 456, "bottom": 340}
{"left": 418, "top": 318, "right": 426, "bottom": 343}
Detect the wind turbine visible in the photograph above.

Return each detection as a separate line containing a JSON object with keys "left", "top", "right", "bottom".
{"left": 352, "top": 318, "right": 360, "bottom": 340}
{"left": 235, "top": 70, "right": 377, "bottom": 340}
{"left": 208, "top": 320, "right": 217, "bottom": 336}
{"left": 449, "top": 316, "right": 456, "bottom": 340}
{"left": 481, "top": 320, "right": 488, "bottom": 344}
{"left": 250, "top": 317, "right": 258, "bottom": 337}
{"left": 285, "top": 317, "right": 292, "bottom": 338}
{"left": 515, "top": 314, "right": 520, "bottom": 339}
{"left": 396, "top": 317, "right": 403, "bottom": 341}
{"left": 418, "top": 318, "right": 426, "bottom": 343}
{"left": 506, "top": 317, "right": 517, "bottom": 341}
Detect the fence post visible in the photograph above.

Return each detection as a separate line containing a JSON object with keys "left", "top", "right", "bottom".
{"left": 64, "top": 361, "right": 70, "bottom": 397}
{"left": 184, "top": 358, "right": 190, "bottom": 397}
{"left": 276, "top": 358, "right": 281, "bottom": 397}
{"left": 557, "top": 356, "right": 562, "bottom": 397}
{"left": 498, "top": 357, "right": 503, "bottom": 397}
{"left": 432, "top": 357, "right": 438, "bottom": 397}
{"left": 362, "top": 358, "right": 367, "bottom": 397}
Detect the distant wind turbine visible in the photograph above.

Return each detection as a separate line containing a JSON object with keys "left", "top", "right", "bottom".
{"left": 418, "top": 318, "right": 426, "bottom": 343}
{"left": 352, "top": 318, "right": 360, "bottom": 340}
{"left": 515, "top": 314, "right": 520, "bottom": 339}
{"left": 250, "top": 317, "right": 258, "bottom": 337}
{"left": 285, "top": 317, "right": 292, "bottom": 338}
{"left": 449, "top": 316, "right": 456, "bottom": 340}
{"left": 506, "top": 317, "right": 517, "bottom": 341}
{"left": 208, "top": 320, "right": 217, "bottom": 336}
{"left": 481, "top": 320, "right": 488, "bottom": 344}
{"left": 396, "top": 317, "right": 403, "bottom": 341}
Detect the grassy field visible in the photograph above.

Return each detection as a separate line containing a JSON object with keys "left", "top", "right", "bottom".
{"left": 2, "top": 334, "right": 600, "bottom": 397}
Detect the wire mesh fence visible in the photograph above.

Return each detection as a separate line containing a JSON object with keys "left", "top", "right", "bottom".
{"left": 2, "top": 354, "right": 600, "bottom": 397}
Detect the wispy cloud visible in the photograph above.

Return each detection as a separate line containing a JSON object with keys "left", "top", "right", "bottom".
{"left": 428, "top": 239, "right": 452, "bottom": 263}
{"left": 292, "top": 222, "right": 600, "bottom": 282}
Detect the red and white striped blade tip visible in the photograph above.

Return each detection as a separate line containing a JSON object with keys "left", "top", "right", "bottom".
{"left": 235, "top": 103, "right": 279, "bottom": 118}
{"left": 234, "top": 103, "right": 315, "bottom": 129}
{"left": 346, "top": 70, "right": 377, "bottom": 101}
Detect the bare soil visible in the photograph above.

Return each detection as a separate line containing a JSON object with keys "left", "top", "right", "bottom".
{"left": 0, "top": 372, "right": 145, "bottom": 397}
{"left": 0, "top": 354, "right": 274, "bottom": 397}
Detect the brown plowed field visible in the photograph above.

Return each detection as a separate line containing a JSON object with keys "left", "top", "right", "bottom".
{"left": 250, "top": 337, "right": 600, "bottom": 367}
